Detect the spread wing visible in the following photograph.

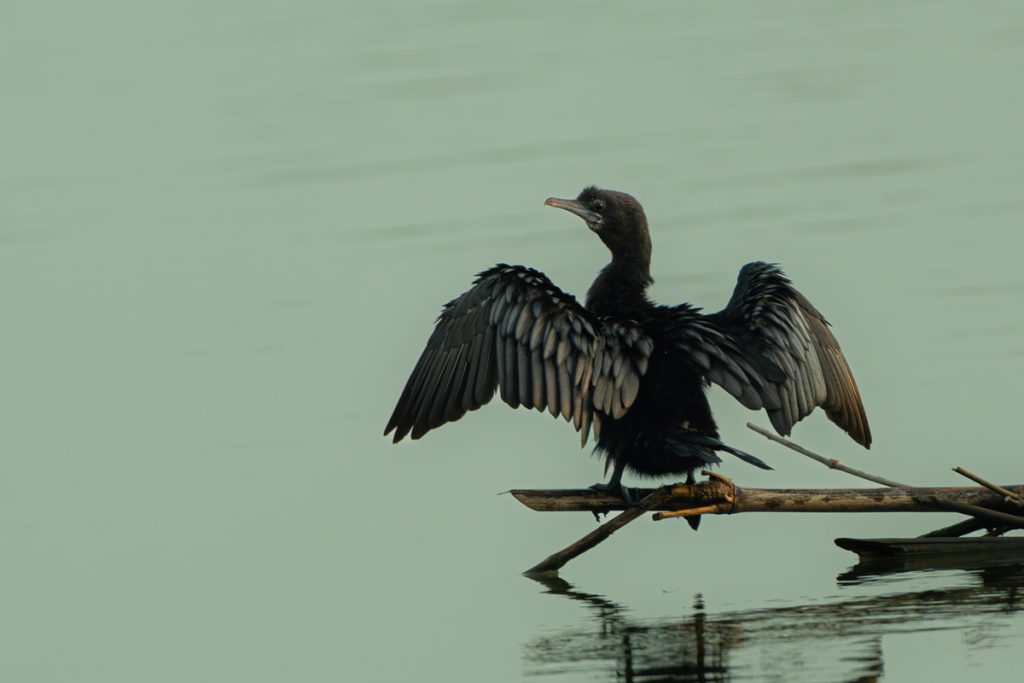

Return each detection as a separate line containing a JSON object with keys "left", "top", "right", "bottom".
{"left": 702, "top": 262, "right": 871, "bottom": 447}
{"left": 384, "top": 264, "right": 654, "bottom": 445}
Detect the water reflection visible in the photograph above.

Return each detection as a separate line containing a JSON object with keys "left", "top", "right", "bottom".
{"left": 838, "top": 552, "right": 1024, "bottom": 585}
{"left": 525, "top": 562, "right": 1024, "bottom": 682}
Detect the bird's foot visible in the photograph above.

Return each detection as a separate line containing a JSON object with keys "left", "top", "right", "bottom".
{"left": 589, "top": 481, "right": 641, "bottom": 506}
{"left": 699, "top": 469, "right": 737, "bottom": 507}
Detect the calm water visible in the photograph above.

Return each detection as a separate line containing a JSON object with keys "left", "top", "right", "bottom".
{"left": 3, "top": 1, "right": 1024, "bottom": 681}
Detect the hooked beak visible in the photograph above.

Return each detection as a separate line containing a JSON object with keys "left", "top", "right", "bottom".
{"left": 544, "top": 197, "right": 601, "bottom": 227}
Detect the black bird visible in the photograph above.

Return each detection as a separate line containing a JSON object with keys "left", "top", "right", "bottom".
{"left": 384, "top": 187, "right": 870, "bottom": 501}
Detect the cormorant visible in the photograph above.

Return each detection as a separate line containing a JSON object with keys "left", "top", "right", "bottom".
{"left": 384, "top": 187, "right": 870, "bottom": 501}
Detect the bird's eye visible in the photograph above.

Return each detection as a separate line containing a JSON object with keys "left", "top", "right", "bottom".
{"left": 590, "top": 199, "right": 606, "bottom": 212}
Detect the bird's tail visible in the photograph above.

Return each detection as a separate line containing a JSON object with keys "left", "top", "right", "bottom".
{"left": 681, "top": 434, "right": 773, "bottom": 470}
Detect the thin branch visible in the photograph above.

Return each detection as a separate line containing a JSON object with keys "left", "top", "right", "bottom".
{"left": 745, "top": 423, "right": 910, "bottom": 488}
{"left": 653, "top": 504, "right": 725, "bottom": 521}
{"left": 522, "top": 485, "right": 675, "bottom": 576}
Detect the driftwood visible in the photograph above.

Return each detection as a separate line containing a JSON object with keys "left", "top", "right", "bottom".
{"left": 513, "top": 483, "right": 1024, "bottom": 574}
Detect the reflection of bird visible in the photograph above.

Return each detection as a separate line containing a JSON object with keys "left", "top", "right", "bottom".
{"left": 385, "top": 187, "right": 870, "bottom": 501}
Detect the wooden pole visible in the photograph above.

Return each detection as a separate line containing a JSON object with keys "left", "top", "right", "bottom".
{"left": 510, "top": 484, "right": 1024, "bottom": 514}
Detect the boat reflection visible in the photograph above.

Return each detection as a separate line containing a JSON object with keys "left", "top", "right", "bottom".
{"left": 524, "top": 561, "right": 1024, "bottom": 682}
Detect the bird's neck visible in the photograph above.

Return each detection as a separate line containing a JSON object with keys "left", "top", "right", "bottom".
{"left": 585, "top": 256, "right": 653, "bottom": 317}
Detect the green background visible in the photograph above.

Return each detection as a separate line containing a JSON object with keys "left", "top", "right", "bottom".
{"left": 3, "top": 1, "right": 1023, "bottom": 680}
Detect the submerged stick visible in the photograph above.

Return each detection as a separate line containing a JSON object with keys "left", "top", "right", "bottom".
{"left": 918, "top": 517, "right": 989, "bottom": 538}
{"left": 522, "top": 485, "right": 675, "bottom": 576}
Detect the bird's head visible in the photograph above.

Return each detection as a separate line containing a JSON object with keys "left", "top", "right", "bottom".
{"left": 545, "top": 186, "right": 651, "bottom": 265}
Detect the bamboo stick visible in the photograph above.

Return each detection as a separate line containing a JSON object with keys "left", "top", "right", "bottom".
{"left": 510, "top": 485, "right": 1023, "bottom": 513}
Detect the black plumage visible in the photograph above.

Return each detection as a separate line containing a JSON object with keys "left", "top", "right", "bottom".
{"left": 385, "top": 187, "right": 871, "bottom": 499}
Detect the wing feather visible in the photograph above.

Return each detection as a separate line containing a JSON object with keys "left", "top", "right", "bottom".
{"left": 703, "top": 262, "right": 871, "bottom": 447}
{"left": 544, "top": 357, "right": 559, "bottom": 417}
{"left": 384, "top": 264, "right": 654, "bottom": 444}
{"left": 517, "top": 343, "right": 532, "bottom": 409}
{"left": 531, "top": 346, "right": 545, "bottom": 411}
